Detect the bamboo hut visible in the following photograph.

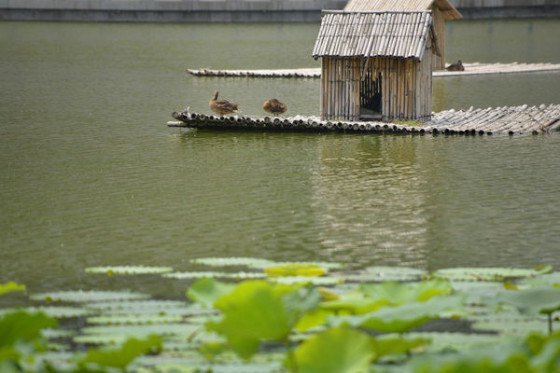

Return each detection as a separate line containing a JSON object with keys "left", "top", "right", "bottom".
{"left": 344, "top": 0, "right": 462, "bottom": 70}
{"left": 312, "top": 11, "right": 438, "bottom": 122}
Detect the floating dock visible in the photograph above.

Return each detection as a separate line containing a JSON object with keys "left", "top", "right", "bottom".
{"left": 186, "top": 62, "right": 560, "bottom": 79}
{"left": 168, "top": 104, "right": 560, "bottom": 136}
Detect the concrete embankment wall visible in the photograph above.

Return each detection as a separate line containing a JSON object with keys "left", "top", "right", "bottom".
{"left": 1, "top": 0, "right": 559, "bottom": 22}
{"left": 0, "top": 0, "right": 346, "bottom": 22}
{"left": 453, "top": 0, "right": 560, "bottom": 19}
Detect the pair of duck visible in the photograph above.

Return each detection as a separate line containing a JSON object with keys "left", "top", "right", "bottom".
{"left": 209, "top": 91, "right": 288, "bottom": 117}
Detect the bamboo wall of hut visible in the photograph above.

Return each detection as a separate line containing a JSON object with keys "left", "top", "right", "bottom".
{"left": 321, "top": 54, "right": 432, "bottom": 122}
{"left": 313, "top": 11, "right": 436, "bottom": 122}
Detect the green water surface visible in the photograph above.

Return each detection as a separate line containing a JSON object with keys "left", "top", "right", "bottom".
{"left": 1, "top": 19, "right": 559, "bottom": 301}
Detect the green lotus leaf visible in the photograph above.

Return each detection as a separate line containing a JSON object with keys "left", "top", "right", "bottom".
{"left": 30, "top": 290, "right": 150, "bottom": 303}
{"left": 433, "top": 266, "right": 553, "bottom": 282}
{"left": 287, "top": 326, "right": 375, "bottom": 373}
{"left": 190, "top": 257, "right": 276, "bottom": 268}
{"left": 526, "top": 331, "right": 560, "bottom": 372}
{"left": 267, "top": 276, "right": 343, "bottom": 286}
{"left": 85, "top": 300, "right": 204, "bottom": 316}
{"left": 356, "top": 266, "right": 428, "bottom": 282}
{"left": 187, "top": 278, "right": 236, "bottom": 308}
{"left": 295, "top": 309, "right": 332, "bottom": 332}
{"left": 519, "top": 272, "right": 560, "bottom": 289}
{"left": 260, "top": 261, "right": 343, "bottom": 270}
{"left": 472, "top": 318, "right": 554, "bottom": 335}
{"left": 496, "top": 287, "right": 560, "bottom": 315}
{"left": 164, "top": 271, "right": 266, "bottom": 280}
{"left": 408, "top": 332, "right": 505, "bottom": 353}
{"left": 321, "top": 288, "right": 390, "bottom": 315}
{"left": 0, "top": 281, "right": 26, "bottom": 296}
{"left": 264, "top": 263, "right": 327, "bottom": 277}
{"left": 80, "top": 323, "right": 200, "bottom": 337}
{"left": 79, "top": 334, "right": 162, "bottom": 370}
{"left": 207, "top": 281, "right": 320, "bottom": 359}
{"left": 42, "top": 328, "right": 76, "bottom": 339}
{"left": 85, "top": 265, "right": 173, "bottom": 276}
{"left": 163, "top": 271, "right": 229, "bottom": 279}
{"left": 373, "top": 334, "right": 431, "bottom": 360}
{"left": 332, "top": 295, "right": 463, "bottom": 333}
{"left": 0, "top": 310, "right": 58, "bottom": 347}
{"left": 46, "top": 341, "right": 70, "bottom": 352}
{"left": 450, "top": 281, "right": 505, "bottom": 305}
{"left": 87, "top": 314, "right": 184, "bottom": 325}
{"left": 75, "top": 323, "right": 200, "bottom": 346}
{"left": 0, "top": 306, "right": 92, "bottom": 319}
{"left": 359, "top": 279, "right": 453, "bottom": 306}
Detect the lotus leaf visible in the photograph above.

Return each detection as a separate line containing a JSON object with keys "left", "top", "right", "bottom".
{"left": 0, "top": 282, "right": 26, "bottom": 296}
{"left": 207, "top": 281, "right": 320, "bottom": 359}
{"left": 85, "top": 300, "right": 201, "bottom": 316}
{"left": 496, "top": 288, "right": 560, "bottom": 315}
{"left": 0, "top": 310, "right": 57, "bottom": 348}
{"left": 519, "top": 272, "right": 560, "bottom": 289}
{"left": 30, "top": 290, "right": 150, "bottom": 303}
{"left": 357, "top": 266, "right": 428, "bottom": 282}
{"left": 164, "top": 271, "right": 266, "bottom": 280}
{"left": 80, "top": 323, "right": 200, "bottom": 338}
{"left": 264, "top": 263, "right": 327, "bottom": 277}
{"left": 433, "top": 266, "right": 552, "bottom": 282}
{"left": 321, "top": 288, "right": 390, "bottom": 315}
{"left": 526, "top": 331, "right": 560, "bottom": 372}
{"left": 187, "top": 278, "right": 236, "bottom": 308}
{"left": 287, "top": 326, "right": 375, "bottom": 373}
{"left": 0, "top": 306, "right": 92, "bottom": 319}
{"left": 261, "top": 261, "right": 343, "bottom": 270}
{"left": 191, "top": 257, "right": 276, "bottom": 268}
{"left": 0, "top": 311, "right": 58, "bottom": 367}
{"left": 373, "top": 335, "right": 430, "bottom": 360}
{"left": 42, "top": 328, "right": 76, "bottom": 340}
{"left": 409, "top": 332, "right": 505, "bottom": 353}
{"left": 79, "top": 334, "right": 162, "bottom": 369}
{"left": 359, "top": 280, "right": 453, "bottom": 306}
{"left": 87, "top": 314, "right": 184, "bottom": 325}
{"left": 85, "top": 265, "right": 173, "bottom": 275}
{"left": 472, "top": 318, "right": 554, "bottom": 335}
{"left": 268, "top": 276, "right": 342, "bottom": 286}
{"left": 295, "top": 309, "right": 332, "bottom": 332}
{"left": 333, "top": 295, "right": 463, "bottom": 333}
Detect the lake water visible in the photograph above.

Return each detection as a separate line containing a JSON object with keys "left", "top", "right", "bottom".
{"left": 1, "top": 19, "right": 559, "bottom": 302}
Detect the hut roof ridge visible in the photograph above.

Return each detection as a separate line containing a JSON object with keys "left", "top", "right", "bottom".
{"left": 312, "top": 11, "right": 434, "bottom": 60}
{"left": 344, "top": 0, "right": 462, "bottom": 20}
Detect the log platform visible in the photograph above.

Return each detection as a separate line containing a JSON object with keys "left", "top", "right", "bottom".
{"left": 168, "top": 104, "right": 560, "bottom": 136}
{"left": 186, "top": 62, "right": 560, "bottom": 79}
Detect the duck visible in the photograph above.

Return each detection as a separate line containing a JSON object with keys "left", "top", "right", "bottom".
{"left": 263, "top": 98, "right": 288, "bottom": 117}
{"left": 209, "top": 91, "right": 239, "bottom": 116}
{"left": 446, "top": 60, "right": 465, "bottom": 72}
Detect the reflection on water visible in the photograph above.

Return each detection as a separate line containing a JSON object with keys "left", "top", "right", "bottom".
{"left": 312, "top": 136, "right": 429, "bottom": 269}
{"left": 1, "top": 20, "right": 559, "bottom": 301}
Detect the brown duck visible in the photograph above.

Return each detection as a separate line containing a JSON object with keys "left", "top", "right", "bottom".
{"left": 263, "top": 98, "right": 288, "bottom": 117}
{"left": 209, "top": 91, "right": 239, "bottom": 116}
{"left": 446, "top": 60, "right": 465, "bottom": 72}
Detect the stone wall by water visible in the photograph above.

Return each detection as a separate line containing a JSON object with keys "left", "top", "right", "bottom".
{"left": 1, "top": 0, "right": 559, "bottom": 22}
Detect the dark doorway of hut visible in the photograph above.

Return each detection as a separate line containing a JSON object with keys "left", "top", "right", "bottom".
{"left": 360, "top": 71, "right": 382, "bottom": 121}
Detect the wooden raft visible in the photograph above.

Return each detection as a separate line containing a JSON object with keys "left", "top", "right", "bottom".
{"left": 186, "top": 62, "right": 560, "bottom": 79}
{"left": 168, "top": 104, "right": 560, "bottom": 136}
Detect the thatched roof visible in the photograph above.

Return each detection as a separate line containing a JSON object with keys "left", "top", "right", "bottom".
{"left": 344, "top": 0, "right": 462, "bottom": 20}
{"left": 312, "top": 11, "right": 435, "bottom": 60}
